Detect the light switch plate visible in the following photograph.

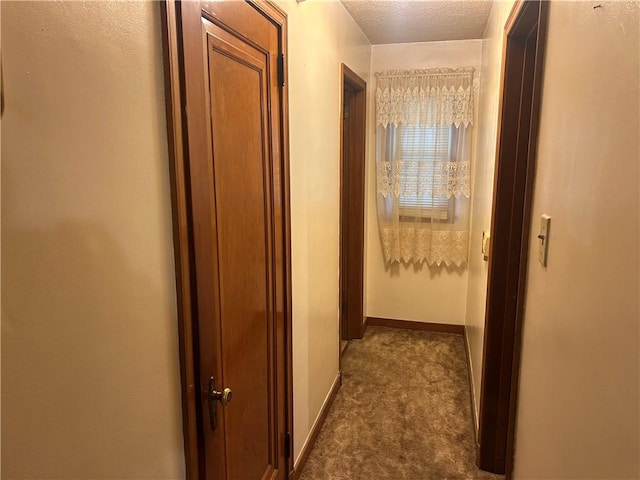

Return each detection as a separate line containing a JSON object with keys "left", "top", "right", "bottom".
{"left": 538, "top": 215, "right": 551, "bottom": 266}
{"left": 481, "top": 230, "right": 490, "bottom": 261}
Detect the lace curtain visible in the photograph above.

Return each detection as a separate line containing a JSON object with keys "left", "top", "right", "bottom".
{"left": 375, "top": 68, "right": 474, "bottom": 266}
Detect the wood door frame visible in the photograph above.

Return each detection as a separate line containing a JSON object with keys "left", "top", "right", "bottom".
{"left": 160, "top": 1, "right": 294, "bottom": 478}
{"left": 339, "top": 64, "right": 367, "bottom": 342}
{"left": 476, "top": 1, "right": 549, "bottom": 477}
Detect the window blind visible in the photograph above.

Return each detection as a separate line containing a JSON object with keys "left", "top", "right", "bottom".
{"left": 399, "top": 125, "right": 455, "bottom": 219}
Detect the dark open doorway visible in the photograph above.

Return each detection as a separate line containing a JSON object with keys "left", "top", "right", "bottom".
{"left": 339, "top": 64, "right": 367, "bottom": 346}
{"left": 477, "top": 1, "right": 549, "bottom": 477}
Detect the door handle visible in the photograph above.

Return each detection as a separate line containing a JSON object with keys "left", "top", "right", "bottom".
{"left": 208, "top": 377, "right": 233, "bottom": 431}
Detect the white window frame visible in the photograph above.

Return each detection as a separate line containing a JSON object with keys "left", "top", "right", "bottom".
{"left": 398, "top": 124, "right": 458, "bottom": 222}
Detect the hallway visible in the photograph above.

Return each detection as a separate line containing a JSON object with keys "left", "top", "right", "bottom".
{"left": 3, "top": 1, "right": 639, "bottom": 478}
{"left": 299, "top": 327, "right": 502, "bottom": 479}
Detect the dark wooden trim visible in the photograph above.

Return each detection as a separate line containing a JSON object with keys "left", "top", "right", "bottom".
{"left": 159, "top": 3, "right": 200, "bottom": 478}
{"left": 161, "top": 1, "right": 294, "bottom": 477}
{"left": 365, "top": 317, "right": 465, "bottom": 335}
{"left": 274, "top": 4, "right": 295, "bottom": 477}
{"left": 342, "top": 63, "right": 367, "bottom": 90}
{"left": 504, "top": 2, "right": 549, "bottom": 477}
{"left": 339, "top": 64, "right": 367, "bottom": 342}
{"left": 247, "top": 4, "right": 296, "bottom": 476}
{"left": 477, "top": 0, "right": 549, "bottom": 476}
{"left": 290, "top": 374, "right": 341, "bottom": 480}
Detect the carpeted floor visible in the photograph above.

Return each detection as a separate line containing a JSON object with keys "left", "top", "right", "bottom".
{"left": 298, "top": 326, "right": 504, "bottom": 480}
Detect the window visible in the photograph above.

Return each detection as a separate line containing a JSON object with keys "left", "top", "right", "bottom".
{"left": 374, "top": 67, "right": 474, "bottom": 265}
{"left": 398, "top": 124, "right": 459, "bottom": 221}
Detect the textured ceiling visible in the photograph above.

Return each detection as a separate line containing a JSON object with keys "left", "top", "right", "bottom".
{"left": 341, "top": 0, "right": 493, "bottom": 44}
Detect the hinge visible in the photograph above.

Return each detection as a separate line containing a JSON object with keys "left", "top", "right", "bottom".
{"left": 277, "top": 53, "right": 285, "bottom": 87}
{"left": 284, "top": 432, "right": 291, "bottom": 458}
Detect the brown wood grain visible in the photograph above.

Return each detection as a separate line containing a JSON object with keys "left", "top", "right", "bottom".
{"left": 179, "top": 2, "right": 227, "bottom": 475}
{"left": 206, "top": 21, "right": 273, "bottom": 479}
{"left": 159, "top": 3, "right": 200, "bottom": 478}
{"left": 163, "top": 1, "right": 293, "bottom": 478}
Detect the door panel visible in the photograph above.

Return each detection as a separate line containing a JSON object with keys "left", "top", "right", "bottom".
{"left": 339, "top": 66, "right": 366, "bottom": 342}
{"left": 179, "top": 2, "right": 287, "bottom": 479}
{"left": 206, "top": 23, "right": 273, "bottom": 480}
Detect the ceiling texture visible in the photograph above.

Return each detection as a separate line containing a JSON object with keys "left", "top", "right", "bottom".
{"left": 340, "top": 0, "right": 493, "bottom": 44}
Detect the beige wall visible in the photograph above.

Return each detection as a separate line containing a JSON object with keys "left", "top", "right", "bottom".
{"left": 8, "top": 1, "right": 635, "bottom": 477}
{"left": 466, "top": 0, "right": 640, "bottom": 475}
{"left": 464, "top": 0, "right": 515, "bottom": 426}
{"left": 0, "top": 8, "right": 3, "bottom": 473}
{"left": 274, "top": 0, "right": 371, "bottom": 464}
{"left": 1, "top": 0, "right": 372, "bottom": 473}
{"left": 1, "top": 2, "right": 184, "bottom": 478}
{"left": 366, "top": 40, "right": 482, "bottom": 325}
{"left": 0, "top": 37, "right": 2, "bottom": 480}
{"left": 513, "top": 1, "right": 640, "bottom": 477}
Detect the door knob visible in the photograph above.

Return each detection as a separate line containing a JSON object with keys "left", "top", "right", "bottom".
{"left": 208, "top": 377, "right": 232, "bottom": 431}
{"left": 212, "top": 386, "right": 233, "bottom": 405}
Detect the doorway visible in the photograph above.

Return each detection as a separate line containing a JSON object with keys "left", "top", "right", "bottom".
{"left": 161, "top": 1, "right": 293, "bottom": 479}
{"left": 477, "top": 1, "right": 549, "bottom": 477}
{"left": 339, "top": 64, "right": 367, "bottom": 347}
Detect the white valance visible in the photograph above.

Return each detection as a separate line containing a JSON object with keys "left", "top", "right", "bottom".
{"left": 375, "top": 67, "right": 475, "bottom": 128}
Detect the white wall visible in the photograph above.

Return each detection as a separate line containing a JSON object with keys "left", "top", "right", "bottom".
{"left": 1, "top": 2, "right": 184, "bottom": 478}
{"left": 274, "top": 0, "right": 371, "bottom": 464}
{"left": 513, "top": 2, "right": 639, "bottom": 477}
{"left": 464, "top": 0, "right": 515, "bottom": 426}
{"left": 366, "top": 40, "right": 482, "bottom": 325}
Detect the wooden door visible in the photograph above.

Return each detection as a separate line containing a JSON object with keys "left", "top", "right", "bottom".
{"left": 339, "top": 65, "right": 366, "bottom": 342}
{"left": 340, "top": 88, "right": 352, "bottom": 341}
{"left": 179, "top": 2, "right": 289, "bottom": 479}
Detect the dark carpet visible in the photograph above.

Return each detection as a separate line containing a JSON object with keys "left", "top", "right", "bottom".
{"left": 298, "top": 326, "right": 504, "bottom": 480}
